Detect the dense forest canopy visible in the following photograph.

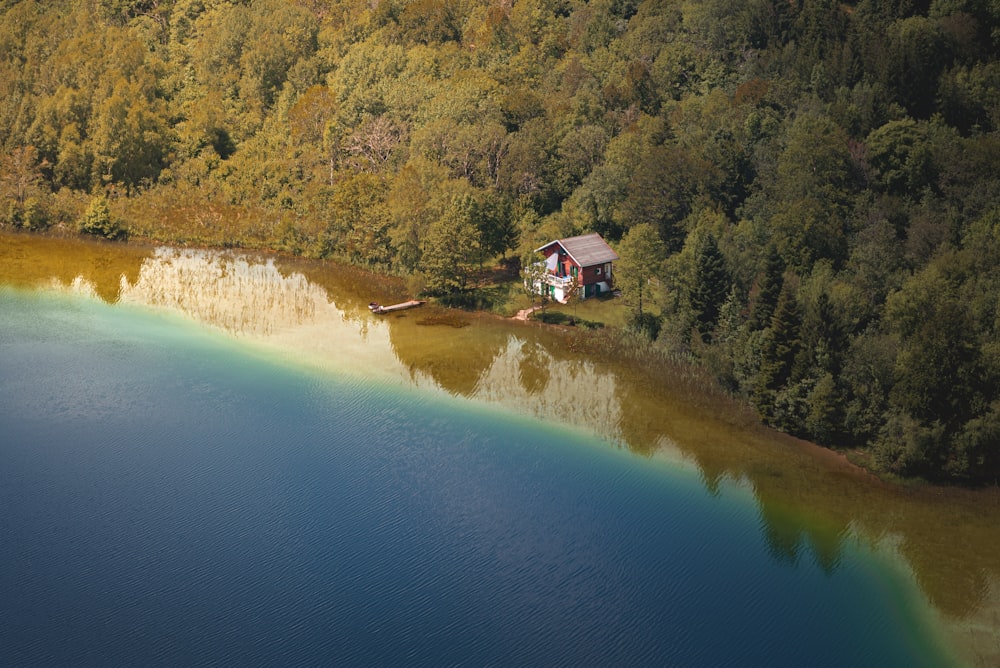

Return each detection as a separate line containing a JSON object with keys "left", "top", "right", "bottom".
{"left": 2, "top": 0, "right": 998, "bottom": 482}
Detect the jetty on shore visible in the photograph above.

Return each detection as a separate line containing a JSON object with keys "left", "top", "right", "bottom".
{"left": 368, "top": 300, "right": 425, "bottom": 314}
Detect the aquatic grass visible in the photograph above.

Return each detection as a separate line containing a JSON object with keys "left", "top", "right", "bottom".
{"left": 416, "top": 313, "right": 471, "bottom": 328}
{"left": 559, "top": 324, "right": 761, "bottom": 432}
{"left": 118, "top": 190, "right": 281, "bottom": 251}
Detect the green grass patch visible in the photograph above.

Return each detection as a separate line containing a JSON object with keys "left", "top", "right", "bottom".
{"left": 533, "top": 310, "right": 604, "bottom": 329}
{"left": 529, "top": 293, "right": 638, "bottom": 329}
{"left": 416, "top": 312, "right": 472, "bottom": 328}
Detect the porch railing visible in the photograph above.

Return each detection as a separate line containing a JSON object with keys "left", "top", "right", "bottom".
{"left": 541, "top": 273, "right": 575, "bottom": 288}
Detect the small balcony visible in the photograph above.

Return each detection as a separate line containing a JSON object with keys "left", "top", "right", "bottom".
{"left": 541, "top": 273, "right": 575, "bottom": 288}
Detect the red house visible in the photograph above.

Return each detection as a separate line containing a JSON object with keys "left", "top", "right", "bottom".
{"left": 531, "top": 233, "right": 619, "bottom": 303}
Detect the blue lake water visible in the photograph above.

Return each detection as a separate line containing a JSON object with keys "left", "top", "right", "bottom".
{"left": 0, "top": 287, "right": 950, "bottom": 666}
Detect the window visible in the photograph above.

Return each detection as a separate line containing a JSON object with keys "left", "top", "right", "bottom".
{"left": 596, "top": 267, "right": 602, "bottom": 275}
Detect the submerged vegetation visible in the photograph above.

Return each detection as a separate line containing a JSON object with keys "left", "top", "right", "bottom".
{"left": 1, "top": 0, "right": 998, "bottom": 482}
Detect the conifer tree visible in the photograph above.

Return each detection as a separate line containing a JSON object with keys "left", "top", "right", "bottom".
{"left": 796, "top": 291, "right": 843, "bottom": 378}
{"left": 754, "top": 281, "right": 802, "bottom": 421}
{"left": 78, "top": 193, "right": 123, "bottom": 240}
{"left": 690, "top": 233, "right": 730, "bottom": 340}
{"left": 749, "top": 245, "right": 784, "bottom": 330}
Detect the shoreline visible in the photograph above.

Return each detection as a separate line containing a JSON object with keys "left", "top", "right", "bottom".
{"left": 4, "top": 226, "right": 1000, "bottom": 666}
{"left": 2, "top": 226, "right": 996, "bottom": 497}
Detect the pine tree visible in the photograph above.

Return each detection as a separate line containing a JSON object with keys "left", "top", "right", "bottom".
{"left": 796, "top": 291, "right": 844, "bottom": 379}
{"left": 754, "top": 282, "right": 802, "bottom": 421}
{"left": 78, "top": 193, "right": 123, "bottom": 240}
{"left": 750, "top": 245, "right": 784, "bottom": 330}
{"left": 690, "top": 233, "right": 730, "bottom": 339}
{"left": 805, "top": 372, "right": 843, "bottom": 444}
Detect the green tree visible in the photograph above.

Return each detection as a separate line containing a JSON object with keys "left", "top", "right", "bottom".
{"left": 617, "top": 144, "right": 710, "bottom": 252}
{"left": 805, "top": 372, "right": 844, "bottom": 444}
{"left": 567, "top": 127, "right": 645, "bottom": 240}
{"left": 397, "top": 0, "right": 464, "bottom": 45}
{"left": 89, "top": 78, "right": 171, "bottom": 188}
{"left": 554, "top": 124, "right": 609, "bottom": 196}
{"left": 387, "top": 159, "right": 443, "bottom": 272}
{"left": 328, "top": 38, "right": 408, "bottom": 128}
{"left": 287, "top": 85, "right": 336, "bottom": 147}
{"left": 766, "top": 111, "right": 856, "bottom": 268}
{"left": 749, "top": 245, "right": 784, "bottom": 330}
{"left": 498, "top": 117, "right": 562, "bottom": 214}
{"left": 865, "top": 119, "right": 935, "bottom": 197}
{"left": 668, "top": 89, "right": 755, "bottom": 217}
{"left": 615, "top": 222, "right": 666, "bottom": 318}
{"left": 420, "top": 195, "right": 479, "bottom": 294}
{"left": 754, "top": 280, "right": 802, "bottom": 423}
{"left": 237, "top": 1, "right": 318, "bottom": 108}
{"left": 842, "top": 217, "right": 906, "bottom": 329}
{"left": 78, "top": 193, "right": 123, "bottom": 239}
{"left": 521, "top": 248, "right": 549, "bottom": 308}
{"left": 888, "top": 267, "right": 979, "bottom": 421}
{"left": 324, "top": 172, "right": 392, "bottom": 265}
{"left": 1, "top": 145, "right": 47, "bottom": 227}
{"left": 875, "top": 255, "right": 989, "bottom": 478}
{"left": 841, "top": 330, "right": 898, "bottom": 445}
{"left": 883, "top": 16, "right": 951, "bottom": 119}
{"left": 953, "top": 402, "right": 1000, "bottom": 482}
{"left": 797, "top": 290, "right": 844, "bottom": 376}
{"left": 469, "top": 190, "right": 516, "bottom": 270}
{"left": 690, "top": 233, "right": 731, "bottom": 340}
{"left": 938, "top": 62, "right": 1000, "bottom": 134}
{"left": 887, "top": 263, "right": 982, "bottom": 426}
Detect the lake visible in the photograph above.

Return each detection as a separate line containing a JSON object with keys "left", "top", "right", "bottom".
{"left": 2, "top": 232, "right": 997, "bottom": 666}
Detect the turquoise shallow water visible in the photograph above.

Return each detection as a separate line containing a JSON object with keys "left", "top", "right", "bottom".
{"left": 0, "top": 287, "right": 948, "bottom": 666}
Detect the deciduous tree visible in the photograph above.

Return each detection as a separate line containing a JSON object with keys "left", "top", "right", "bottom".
{"left": 615, "top": 222, "right": 666, "bottom": 318}
{"left": 617, "top": 144, "right": 709, "bottom": 252}
{"left": 1, "top": 145, "right": 47, "bottom": 226}
{"left": 420, "top": 194, "right": 479, "bottom": 294}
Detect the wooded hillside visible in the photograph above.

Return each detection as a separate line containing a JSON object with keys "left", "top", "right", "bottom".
{"left": 2, "top": 0, "right": 998, "bottom": 482}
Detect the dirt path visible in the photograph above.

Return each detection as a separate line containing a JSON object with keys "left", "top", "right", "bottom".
{"left": 513, "top": 305, "right": 543, "bottom": 321}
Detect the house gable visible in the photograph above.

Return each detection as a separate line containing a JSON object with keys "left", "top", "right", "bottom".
{"left": 534, "top": 233, "right": 618, "bottom": 269}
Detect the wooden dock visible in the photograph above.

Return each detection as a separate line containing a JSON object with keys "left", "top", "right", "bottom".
{"left": 368, "top": 300, "right": 425, "bottom": 314}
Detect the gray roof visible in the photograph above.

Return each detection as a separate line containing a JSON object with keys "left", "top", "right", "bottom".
{"left": 536, "top": 233, "right": 618, "bottom": 267}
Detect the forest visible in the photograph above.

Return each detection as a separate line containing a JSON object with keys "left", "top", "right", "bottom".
{"left": 1, "top": 0, "right": 998, "bottom": 483}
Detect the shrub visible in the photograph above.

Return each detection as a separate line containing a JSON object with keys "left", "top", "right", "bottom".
{"left": 628, "top": 311, "right": 663, "bottom": 341}
{"left": 78, "top": 194, "right": 124, "bottom": 240}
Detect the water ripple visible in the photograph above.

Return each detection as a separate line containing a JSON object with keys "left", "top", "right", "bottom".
{"left": 0, "top": 291, "right": 949, "bottom": 668}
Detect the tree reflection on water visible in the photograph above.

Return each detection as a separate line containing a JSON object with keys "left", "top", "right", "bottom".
{"left": 2, "top": 232, "right": 999, "bottom": 666}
